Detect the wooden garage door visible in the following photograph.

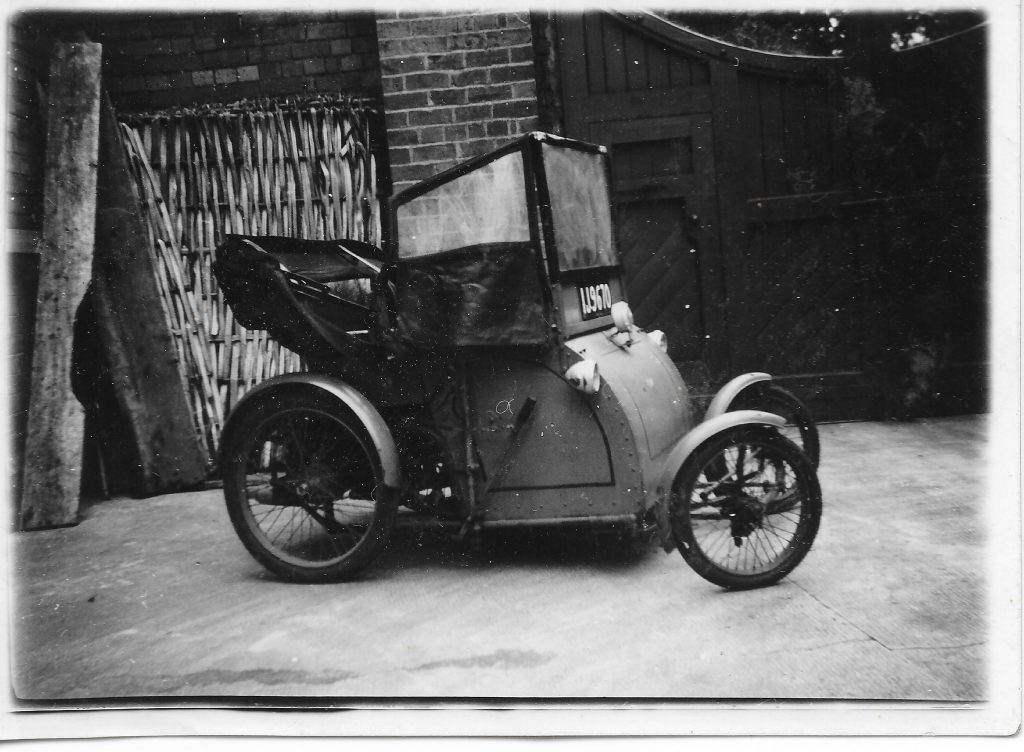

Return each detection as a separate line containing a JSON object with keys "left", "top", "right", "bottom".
{"left": 588, "top": 114, "right": 721, "bottom": 387}
{"left": 557, "top": 11, "right": 875, "bottom": 417}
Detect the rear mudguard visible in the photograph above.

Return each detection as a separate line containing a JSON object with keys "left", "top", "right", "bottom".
{"left": 704, "top": 372, "right": 771, "bottom": 421}
{"left": 219, "top": 373, "right": 403, "bottom": 490}
{"left": 651, "top": 409, "right": 785, "bottom": 551}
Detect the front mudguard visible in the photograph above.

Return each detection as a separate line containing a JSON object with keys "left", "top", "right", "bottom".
{"left": 219, "top": 372, "right": 403, "bottom": 490}
{"left": 704, "top": 372, "right": 772, "bottom": 421}
{"left": 651, "top": 409, "right": 785, "bottom": 552}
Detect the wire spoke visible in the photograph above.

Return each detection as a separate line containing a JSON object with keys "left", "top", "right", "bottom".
{"left": 679, "top": 435, "right": 816, "bottom": 577}
{"left": 240, "top": 407, "right": 380, "bottom": 567}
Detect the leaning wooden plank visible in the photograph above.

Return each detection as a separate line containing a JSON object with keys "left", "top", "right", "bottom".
{"left": 89, "top": 95, "right": 210, "bottom": 492}
{"left": 20, "top": 42, "right": 103, "bottom": 530}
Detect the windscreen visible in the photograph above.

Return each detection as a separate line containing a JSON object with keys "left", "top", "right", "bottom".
{"left": 542, "top": 144, "right": 615, "bottom": 271}
{"left": 396, "top": 151, "right": 530, "bottom": 258}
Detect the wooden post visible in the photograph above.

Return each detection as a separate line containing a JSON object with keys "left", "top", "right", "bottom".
{"left": 19, "top": 42, "right": 103, "bottom": 530}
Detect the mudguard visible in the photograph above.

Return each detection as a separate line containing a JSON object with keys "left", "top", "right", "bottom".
{"left": 651, "top": 409, "right": 786, "bottom": 551}
{"left": 220, "top": 373, "right": 402, "bottom": 489}
{"left": 657, "top": 409, "right": 785, "bottom": 498}
{"left": 704, "top": 372, "right": 771, "bottom": 421}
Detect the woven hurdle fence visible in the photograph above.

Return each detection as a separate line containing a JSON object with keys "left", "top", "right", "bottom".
{"left": 119, "top": 97, "right": 381, "bottom": 461}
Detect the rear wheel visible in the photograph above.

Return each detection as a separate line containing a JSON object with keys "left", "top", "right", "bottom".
{"left": 671, "top": 426, "right": 821, "bottom": 590}
{"left": 732, "top": 383, "right": 820, "bottom": 468}
{"left": 222, "top": 391, "right": 398, "bottom": 582}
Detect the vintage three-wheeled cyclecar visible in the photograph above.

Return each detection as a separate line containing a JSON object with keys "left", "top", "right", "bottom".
{"left": 213, "top": 132, "right": 822, "bottom": 589}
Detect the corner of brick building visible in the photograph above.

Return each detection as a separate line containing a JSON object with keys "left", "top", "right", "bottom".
{"left": 375, "top": 11, "right": 556, "bottom": 195}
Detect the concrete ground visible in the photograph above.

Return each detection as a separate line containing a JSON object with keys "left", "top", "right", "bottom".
{"left": 8, "top": 416, "right": 991, "bottom": 702}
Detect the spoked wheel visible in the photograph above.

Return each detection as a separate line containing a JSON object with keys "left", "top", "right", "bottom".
{"left": 671, "top": 426, "right": 821, "bottom": 590}
{"left": 732, "top": 383, "right": 820, "bottom": 468}
{"left": 222, "top": 392, "right": 398, "bottom": 582}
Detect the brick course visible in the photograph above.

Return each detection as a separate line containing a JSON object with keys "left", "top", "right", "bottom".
{"left": 14, "top": 11, "right": 383, "bottom": 114}
{"left": 376, "top": 11, "right": 540, "bottom": 193}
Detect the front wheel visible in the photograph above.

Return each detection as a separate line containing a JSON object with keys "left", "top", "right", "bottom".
{"left": 671, "top": 426, "right": 821, "bottom": 590}
{"left": 222, "top": 391, "right": 398, "bottom": 582}
{"left": 731, "top": 383, "right": 820, "bottom": 468}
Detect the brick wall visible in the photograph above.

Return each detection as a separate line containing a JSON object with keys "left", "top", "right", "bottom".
{"left": 375, "top": 11, "right": 540, "bottom": 193}
{"left": 10, "top": 11, "right": 382, "bottom": 114}
{"left": 101, "top": 12, "right": 382, "bottom": 112}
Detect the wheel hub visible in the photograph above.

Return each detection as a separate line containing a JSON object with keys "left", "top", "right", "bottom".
{"left": 251, "top": 461, "right": 335, "bottom": 506}
{"left": 725, "top": 493, "right": 764, "bottom": 546}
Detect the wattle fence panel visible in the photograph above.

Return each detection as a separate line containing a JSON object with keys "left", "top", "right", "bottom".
{"left": 120, "top": 97, "right": 380, "bottom": 460}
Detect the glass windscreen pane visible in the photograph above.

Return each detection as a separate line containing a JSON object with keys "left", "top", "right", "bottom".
{"left": 396, "top": 152, "right": 529, "bottom": 258}
{"left": 542, "top": 144, "right": 615, "bottom": 271}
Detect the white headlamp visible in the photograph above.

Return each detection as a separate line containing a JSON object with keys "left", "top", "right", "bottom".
{"left": 610, "top": 301, "right": 634, "bottom": 333}
{"left": 565, "top": 359, "right": 601, "bottom": 395}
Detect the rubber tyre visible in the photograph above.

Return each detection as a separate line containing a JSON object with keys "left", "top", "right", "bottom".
{"left": 222, "top": 390, "right": 398, "bottom": 583}
{"left": 671, "top": 426, "right": 821, "bottom": 590}
{"left": 732, "top": 383, "right": 820, "bottom": 469}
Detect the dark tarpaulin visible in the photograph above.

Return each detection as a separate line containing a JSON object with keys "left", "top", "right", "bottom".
{"left": 213, "top": 235, "right": 377, "bottom": 356}
{"left": 213, "top": 235, "right": 395, "bottom": 398}
{"left": 393, "top": 242, "right": 549, "bottom": 348}
{"left": 223, "top": 234, "right": 386, "bottom": 283}
{"left": 214, "top": 237, "right": 549, "bottom": 405}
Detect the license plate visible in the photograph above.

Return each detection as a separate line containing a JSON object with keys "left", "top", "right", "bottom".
{"left": 577, "top": 282, "right": 613, "bottom": 321}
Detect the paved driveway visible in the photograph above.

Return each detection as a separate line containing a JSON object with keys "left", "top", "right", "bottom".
{"left": 8, "top": 416, "right": 991, "bottom": 706}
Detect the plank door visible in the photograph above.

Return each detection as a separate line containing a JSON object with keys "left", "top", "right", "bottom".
{"left": 558, "top": 12, "right": 727, "bottom": 392}
{"left": 557, "top": 11, "right": 877, "bottom": 416}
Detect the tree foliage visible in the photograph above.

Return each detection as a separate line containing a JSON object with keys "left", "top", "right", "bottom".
{"left": 658, "top": 10, "right": 985, "bottom": 56}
